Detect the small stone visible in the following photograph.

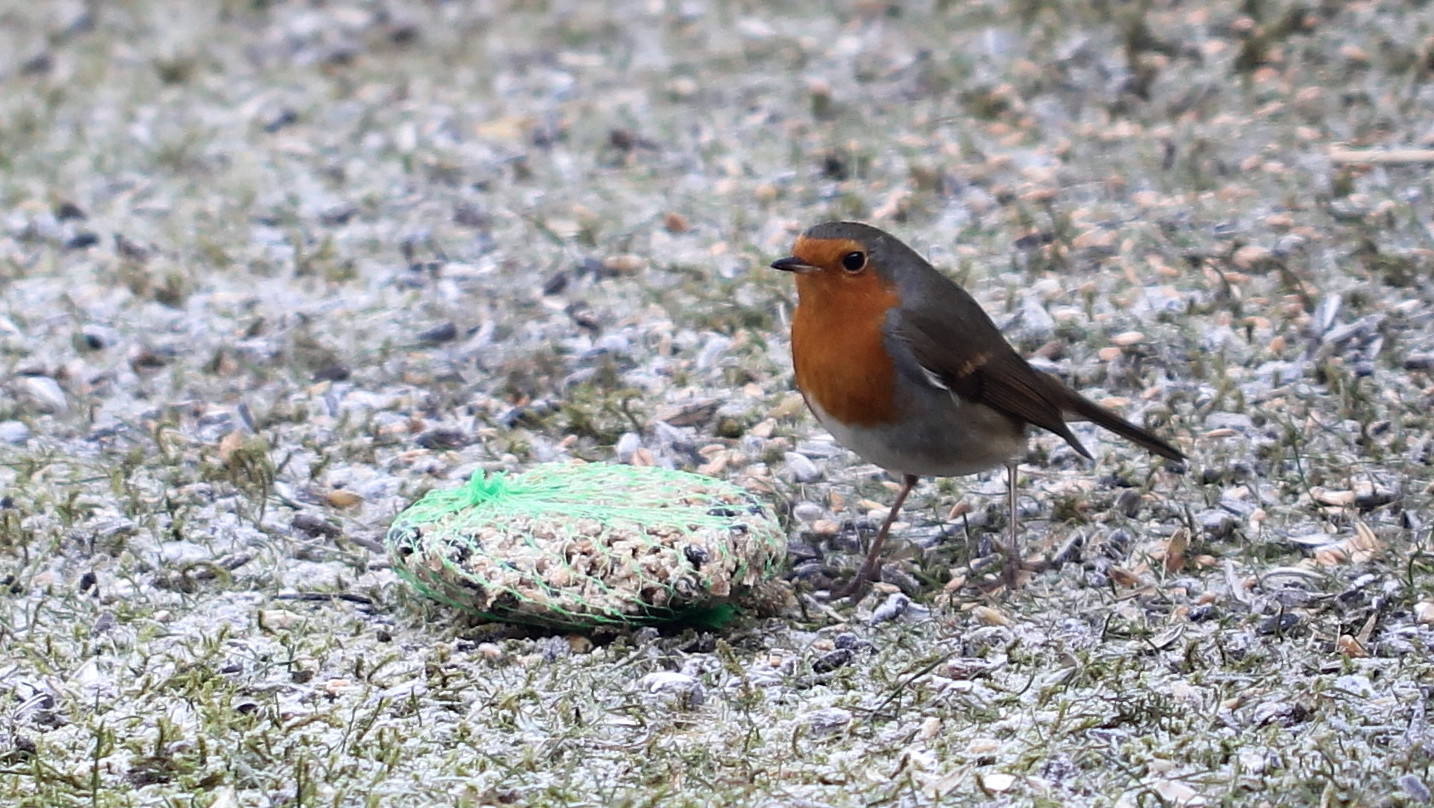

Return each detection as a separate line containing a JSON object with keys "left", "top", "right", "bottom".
{"left": 592, "top": 333, "right": 631, "bottom": 356}
{"left": 653, "top": 399, "right": 720, "bottom": 427}
{"left": 1311, "top": 488, "right": 1355, "bottom": 508}
{"left": 1204, "top": 412, "right": 1254, "bottom": 431}
{"left": 667, "top": 76, "right": 699, "bottom": 98}
{"left": 318, "top": 205, "right": 358, "bottom": 226}
{"left": 602, "top": 254, "right": 643, "bottom": 275}
{"left": 292, "top": 513, "right": 342, "bottom": 539}
{"left": 769, "top": 393, "right": 807, "bottom": 419}
{"left": 1336, "top": 635, "right": 1367, "bottom": 657}
{"left": 1115, "top": 488, "right": 1143, "bottom": 518}
{"left": 812, "top": 648, "right": 854, "bottom": 673}
{"left": 54, "top": 201, "right": 86, "bottom": 220}
{"left": 979, "top": 773, "right": 1018, "bottom": 794}
{"left": 615, "top": 432, "right": 642, "bottom": 463}
{"left": 967, "top": 737, "right": 1001, "bottom": 755}
{"left": 0, "top": 421, "right": 30, "bottom": 445}
{"left": 65, "top": 231, "right": 99, "bottom": 250}
{"left": 262, "top": 107, "right": 298, "bottom": 133}
{"left": 791, "top": 502, "right": 825, "bottom": 523}
{"left": 1108, "top": 566, "right": 1143, "bottom": 587}
{"left": 81, "top": 324, "right": 114, "bottom": 349}
{"left": 1195, "top": 509, "right": 1237, "bottom": 540}
{"left": 417, "top": 322, "right": 458, "bottom": 344}
{"left": 325, "top": 490, "right": 362, "bottom": 508}
{"left": 637, "top": 672, "right": 705, "bottom": 709}
{"left": 972, "top": 605, "right": 1011, "bottom": 626}
{"left": 1258, "top": 613, "right": 1300, "bottom": 635}
{"left": 259, "top": 610, "right": 301, "bottom": 630}
{"left": 1148, "top": 780, "right": 1204, "bottom": 806}
{"left": 1398, "top": 775, "right": 1431, "bottom": 804}
{"left": 783, "top": 452, "right": 821, "bottom": 483}
{"left": 415, "top": 429, "right": 470, "bottom": 450}
{"left": 1332, "top": 674, "right": 1376, "bottom": 699}
{"left": 1231, "top": 245, "right": 1272, "bottom": 269}
{"left": 1353, "top": 481, "right": 1398, "bottom": 510}
{"left": 805, "top": 707, "right": 851, "bottom": 737}
{"left": 541, "top": 270, "right": 568, "bottom": 296}
{"left": 452, "top": 202, "right": 490, "bottom": 229}
{"left": 869, "top": 592, "right": 911, "bottom": 624}
{"left": 152, "top": 540, "right": 209, "bottom": 566}
{"left": 19, "top": 376, "right": 67, "bottom": 413}
{"left": 356, "top": 476, "right": 403, "bottom": 500}
{"left": 1414, "top": 602, "right": 1434, "bottom": 624}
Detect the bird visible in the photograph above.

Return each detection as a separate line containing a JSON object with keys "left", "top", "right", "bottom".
{"left": 770, "top": 221, "right": 1184, "bottom": 596}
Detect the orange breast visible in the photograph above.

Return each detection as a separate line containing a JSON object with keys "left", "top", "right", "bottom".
{"left": 791, "top": 272, "right": 901, "bottom": 427}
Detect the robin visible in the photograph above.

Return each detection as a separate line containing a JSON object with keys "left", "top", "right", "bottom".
{"left": 770, "top": 221, "right": 1184, "bottom": 595}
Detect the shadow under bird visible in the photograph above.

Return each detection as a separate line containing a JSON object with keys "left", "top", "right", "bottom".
{"left": 771, "top": 221, "right": 1184, "bottom": 595}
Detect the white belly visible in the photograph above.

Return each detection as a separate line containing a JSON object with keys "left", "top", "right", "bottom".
{"left": 810, "top": 396, "right": 1027, "bottom": 478}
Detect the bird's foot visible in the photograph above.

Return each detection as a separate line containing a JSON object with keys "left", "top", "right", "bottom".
{"left": 967, "top": 554, "right": 1045, "bottom": 594}
{"left": 834, "top": 562, "right": 880, "bottom": 600}
{"left": 1001, "top": 559, "right": 1019, "bottom": 589}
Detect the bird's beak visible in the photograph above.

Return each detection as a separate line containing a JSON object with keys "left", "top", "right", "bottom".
{"left": 770, "top": 256, "right": 817, "bottom": 274}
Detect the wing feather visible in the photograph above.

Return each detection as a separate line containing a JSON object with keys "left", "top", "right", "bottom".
{"left": 893, "top": 306, "right": 1093, "bottom": 458}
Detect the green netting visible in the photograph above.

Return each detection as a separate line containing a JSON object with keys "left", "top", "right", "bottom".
{"left": 385, "top": 463, "right": 788, "bottom": 629}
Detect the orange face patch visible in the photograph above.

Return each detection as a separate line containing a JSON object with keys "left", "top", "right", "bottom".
{"left": 789, "top": 235, "right": 866, "bottom": 272}
{"left": 787, "top": 236, "right": 901, "bottom": 427}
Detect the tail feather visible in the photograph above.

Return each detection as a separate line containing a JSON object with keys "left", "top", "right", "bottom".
{"left": 1062, "top": 390, "right": 1185, "bottom": 462}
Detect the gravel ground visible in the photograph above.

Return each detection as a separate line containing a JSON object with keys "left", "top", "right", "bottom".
{"left": 4, "top": 1, "right": 1434, "bottom": 806}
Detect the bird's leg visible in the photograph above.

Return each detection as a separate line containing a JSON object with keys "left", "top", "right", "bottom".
{"left": 838, "top": 473, "right": 918, "bottom": 599}
{"left": 1003, "top": 461, "right": 1020, "bottom": 587}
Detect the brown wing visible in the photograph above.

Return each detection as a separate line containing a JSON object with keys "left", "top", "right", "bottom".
{"left": 894, "top": 305, "right": 1094, "bottom": 459}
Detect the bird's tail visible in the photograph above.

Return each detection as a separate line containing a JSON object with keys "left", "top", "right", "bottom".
{"left": 1061, "top": 388, "right": 1185, "bottom": 461}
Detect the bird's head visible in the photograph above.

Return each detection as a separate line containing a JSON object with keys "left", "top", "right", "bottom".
{"left": 769, "top": 221, "right": 898, "bottom": 293}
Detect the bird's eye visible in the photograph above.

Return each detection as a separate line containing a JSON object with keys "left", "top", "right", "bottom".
{"left": 840, "top": 251, "right": 866, "bottom": 272}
